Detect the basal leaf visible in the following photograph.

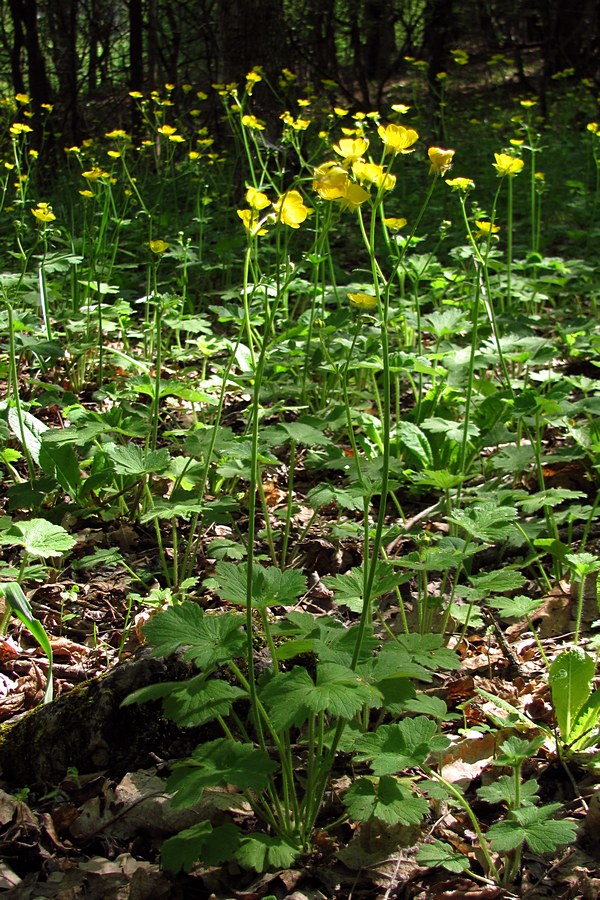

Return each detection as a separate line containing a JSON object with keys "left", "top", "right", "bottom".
{"left": 477, "top": 774, "right": 539, "bottom": 807}
{"left": 416, "top": 840, "right": 470, "bottom": 874}
{"left": 448, "top": 502, "right": 518, "bottom": 543}
{"left": 38, "top": 438, "right": 81, "bottom": 498}
{"left": 394, "top": 421, "right": 433, "bottom": 468}
{"left": 1, "top": 518, "right": 76, "bottom": 558}
{"left": 354, "top": 717, "right": 449, "bottom": 774}
{"left": 161, "top": 822, "right": 240, "bottom": 872}
{"left": 343, "top": 775, "right": 428, "bottom": 825}
{"left": 258, "top": 667, "right": 314, "bottom": 730}
{"left": 212, "top": 562, "right": 306, "bottom": 609}
{"left": 549, "top": 647, "right": 595, "bottom": 741}
{"left": 488, "top": 804, "right": 577, "bottom": 855}
{"left": 107, "top": 442, "right": 170, "bottom": 476}
{"left": 143, "top": 603, "right": 245, "bottom": 667}
{"left": 235, "top": 833, "right": 299, "bottom": 872}
{"left": 167, "top": 739, "right": 277, "bottom": 807}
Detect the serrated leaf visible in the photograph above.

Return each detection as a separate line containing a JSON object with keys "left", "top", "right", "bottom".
{"left": 487, "top": 804, "right": 577, "bottom": 854}
{"left": 468, "top": 567, "right": 526, "bottom": 594}
{"left": 416, "top": 840, "right": 470, "bottom": 873}
{"left": 1, "top": 518, "right": 76, "bottom": 558}
{"left": 477, "top": 774, "right": 539, "bottom": 807}
{"left": 7, "top": 407, "right": 47, "bottom": 463}
{"left": 163, "top": 677, "right": 247, "bottom": 727}
{"left": 354, "top": 716, "right": 449, "bottom": 773}
{"left": 107, "top": 442, "right": 170, "bottom": 476}
{"left": 394, "top": 421, "right": 433, "bottom": 468}
{"left": 568, "top": 688, "right": 600, "bottom": 749}
{"left": 235, "top": 833, "right": 299, "bottom": 872}
{"left": 488, "top": 594, "right": 543, "bottom": 619}
{"left": 549, "top": 647, "right": 595, "bottom": 741}
{"left": 142, "top": 603, "right": 245, "bottom": 667}
{"left": 343, "top": 775, "right": 428, "bottom": 825}
{"left": 259, "top": 667, "right": 313, "bottom": 730}
{"left": 38, "top": 438, "right": 81, "bottom": 498}
{"left": 161, "top": 822, "right": 240, "bottom": 872}
{"left": 212, "top": 562, "right": 306, "bottom": 609}
{"left": 448, "top": 502, "right": 518, "bottom": 543}
{"left": 167, "top": 739, "right": 277, "bottom": 807}
{"left": 323, "top": 562, "right": 403, "bottom": 613}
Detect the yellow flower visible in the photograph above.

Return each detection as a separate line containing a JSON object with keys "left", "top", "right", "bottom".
{"left": 450, "top": 49, "right": 469, "bottom": 65}
{"left": 535, "top": 171, "right": 545, "bottom": 182}
{"left": 520, "top": 99, "right": 536, "bottom": 108}
{"left": 313, "top": 162, "right": 348, "bottom": 200}
{"left": 149, "top": 239, "right": 169, "bottom": 254}
{"left": 383, "top": 216, "right": 407, "bottom": 230}
{"left": 157, "top": 124, "right": 177, "bottom": 136}
{"left": 246, "top": 187, "right": 270, "bottom": 210}
{"left": 333, "top": 137, "right": 369, "bottom": 162}
{"left": 164, "top": 83, "right": 175, "bottom": 91}
{"left": 509, "top": 139, "right": 524, "bottom": 146}
{"left": 446, "top": 177, "right": 475, "bottom": 192}
{"left": 492, "top": 152, "right": 524, "bottom": 176}
{"left": 9, "top": 122, "right": 33, "bottom": 136}
{"left": 587, "top": 122, "right": 600, "bottom": 134}
{"left": 273, "top": 190, "right": 310, "bottom": 228}
{"left": 188, "top": 151, "right": 200, "bottom": 160}
{"left": 333, "top": 107, "right": 349, "bottom": 117}
{"left": 168, "top": 134, "right": 185, "bottom": 142}
{"left": 15, "top": 93, "right": 30, "bottom": 104}
{"left": 196, "top": 91, "right": 208, "bottom": 100}
{"left": 41, "top": 103, "right": 53, "bottom": 112}
{"left": 352, "top": 160, "right": 396, "bottom": 191}
{"left": 106, "top": 129, "right": 129, "bottom": 139}
{"left": 339, "top": 181, "right": 370, "bottom": 212}
{"left": 475, "top": 220, "right": 500, "bottom": 235}
{"left": 297, "top": 98, "right": 310, "bottom": 107}
{"left": 129, "top": 91, "right": 143, "bottom": 99}
{"left": 237, "top": 208, "right": 268, "bottom": 236}
{"left": 32, "top": 203, "right": 56, "bottom": 223}
{"left": 82, "top": 167, "right": 108, "bottom": 181}
{"left": 348, "top": 292, "right": 377, "bottom": 310}
{"left": 391, "top": 103, "right": 411, "bottom": 114}
{"left": 241, "top": 114, "right": 265, "bottom": 131}
{"left": 107, "top": 150, "right": 121, "bottom": 158}
{"left": 428, "top": 146, "right": 455, "bottom": 176}
{"left": 79, "top": 189, "right": 94, "bottom": 198}
{"left": 378, "top": 123, "right": 418, "bottom": 154}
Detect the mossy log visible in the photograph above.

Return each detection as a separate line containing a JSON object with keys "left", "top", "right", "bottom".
{"left": 0, "top": 654, "right": 205, "bottom": 788}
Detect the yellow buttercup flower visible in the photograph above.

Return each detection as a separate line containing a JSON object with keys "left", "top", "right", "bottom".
{"left": 129, "top": 91, "right": 143, "bottom": 99}
{"left": 157, "top": 124, "right": 177, "bottom": 136}
{"left": 241, "top": 114, "right": 265, "bottom": 131}
{"left": 348, "top": 292, "right": 377, "bottom": 310}
{"left": 313, "top": 162, "right": 349, "bottom": 200}
{"left": 391, "top": 104, "right": 411, "bottom": 114}
{"left": 149, "top": 239, "right": 169, "bottom": 254}
{"left": 587, "top": 122, "right": 599, "bottom": 134}
{"left": 106, "top": 129, "right": 129, "bottom": 140}
{"left": 428, "top": 147, "right": 455, "bottom": 176}
{"left": 475, "top": 220, "right": 500, "bottom": 235}
{"left": 446, "top": 177, "right": 475, "bottom": 192}
{"left": 378, "top": 123, "right": 418, "bottom": 154}
{"left": 107, "top": 150, "right": 121, "bottom": 159}
{"left": 352, "top": 161, "right": 396, "bottom": 191}
{"left": 32, "top": 202, "right": 56, "bottom": 223}
{"left": 273, "top": 190, "right": 310, "bottom": 228}
{"left": 339, "top": 181, "right": 370, "bottom": 211}
{"left": 333, "top": 107, "right": 349, "bottom": 117}
{"left": 79, "top": 190, "right": 95, "bottom": 199}
{"left": 246, "top": 187, "right": 270, "bottom": 210}
{"left": 383, "top": 216, "right": 407, "bottom": 230}
{"left": 520, "top": 99, "right": 536, "bottom": 108}
{"left": 237, "top": 209, "right": 268, "bottom": 236}
{"left": 333, "top": 137, "right": 369, "bottom": 163}
{"left": 15, "top": 93, "right": 30, "bottom": 104}
{"left": 9, "top": 122, "right": 33, "bottom": 136}
{"left": 492, "top": 153, "right": 524, "bottom": 176}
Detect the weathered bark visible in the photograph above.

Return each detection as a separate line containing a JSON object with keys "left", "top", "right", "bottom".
{"left": 0, "top": 654, "right": 208, "bottom": 787}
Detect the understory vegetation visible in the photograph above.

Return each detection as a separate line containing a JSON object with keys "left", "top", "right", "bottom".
{"left": 2, "top": 59, "right": 600, "bottom": 897}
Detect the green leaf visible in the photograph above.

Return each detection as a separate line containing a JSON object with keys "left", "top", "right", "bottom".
{"left": 394, "top": 421, "right": 433, "bottom": 468}
{"left": 1, "top": 518, "right": 76, "bottom": 558}
{"left": 448, "top": 502, "right": 518, "bottom": 543}
{"left": 477, "top": 774, "right": 539, "bottom": 807}
{"left": 38, "top": 438, "right": 81, "bottom": 498}
{"left": 494, "top": 735, "right": 545, "bottom": 767}
{"left": 487, "top": 804, "right": 577, "bottom": 854}
{"left": 0, "top": 581, "right": 53, "bottom": 703}
{"left": 161, "top": 822, "right": 240, "bottom": 872}
{"left": 343, "top": 775, "right": 428, "bottom": 825}
{"left": 235, "top": 833, "right": 299, "bottom": 872}
{"left": 468, "top": 567, "right": 527, "bottom": 594}
{"left": 568, "top": 688, "right": 600, "bottom": 750}
{"left": 123, "top": 676, "right": 247, "bottom": 728}
{"left": 167, "top": 739, "right": 277, "bottom": 807}
{"left": 211, "top": 562, "right": 306, "bottom": 609}
{"left": 259, "top": 667, "right": 313, "bottom": 730}
{"left": 7, "top": 407, "right": 47, "bottom": 464}
{"left": 416, "top": 840, "right": 470, "bottom": 874}
{"left": 107, "top": 443, "right": 170, "bottom": 476}
{"left": 143, "top": 603, "right": 245, "bottom": 667}
{"left": 354, "top": 717, "right": 450, "bottom": 774}
{"left": 549, "top": 647, "right": 595, "bottom": 741}
{"left": 488, "top": 594, "right": 543, "bottom": 619}
{"left": 323, "top": 562, "right": 403, "bottom": 613}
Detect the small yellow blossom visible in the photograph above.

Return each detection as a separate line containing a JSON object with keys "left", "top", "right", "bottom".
{"left": 297, "top": 98, "right": 310, "bottom": 107}
{"left": 509, "top": 139, "right": 524, "bottom": 146}
{"left": 446, "top": 177, "right": 475, "bottom": 192}
{"left": 520, "top": 99, "right": 536, "bottom": 108}
{"left": 168, "top": 134, "right": 185, "bottom": 143}
{"left": 196, "top": 91, "right": 208, "bottom": 100}
{"left": 274, "top": 190, "right": 310, "bottom": 228}
{"left": 157, "top": 124, "right": 177, "bottom": 136}
{"left": 106, "top": 129, "right": 129, "bottom": 139}
{"left": 492, "top": 152, "right": 524, "bottom": 176}
{"left": 348, "top": 292, "right": 377, "bottom": 310}
{"left": 383, "top": 216, "right": 407, "bottom": 230}
{"left": 129, "top": 91, "right": 143, "bottom": 99}
{"left": 241, "top": 114, "right": 265, "bottom": 131}
{"left": 475, "top": 220, "right": 500, "bottom": 235}
{"left": 333, "top": 137, "right": 369, "bottom": 162}
{"left": 149, "top": 239, "right": 169, "bottom": 254}
{"left": 107, "top": 150, "right": 121, "bottom": 158}
{"left": 237, "top": 208, "right": 268, "bottom": 236}
{"left": 333, "top": 107, "right": 349, "bottom": 117}
{"left": 450, "top": 49, "right": 469, "bottom": 65}
{"left": 79, "top": 189, "right": 94, "bottom": 198}
{"left": 313, "top": 162, "right": 348, "bottom": 200}
{"left": 339, "top": 181, "right": 369, "bottom": 211}
{"left": 391, "top": 103, "right": 411, "bottom": 114}
{"left": 246, "top": 187, "right": 270, "bottom": 210}
{"left": 352, "top": 160, "right": 396, "bottom": 191}
{"left": 41, "top": 103, "right": 53, "bottom": 112}
{"left": 164, "top": 83, "right": 175, "bottom": 91}
{"left": 428, "top": 146, "right": 455, "bottom": 176}
{"left": 65, "top": 146, "right": 80, "bottom": 153}
{"left": 15, "top": 93, "right": 30, "bottom": 104}
{"left": 9, "top": 122, "right": 33, "bottom": 136}
{"left": 28, "top": 149, "right": 38, "bottom": 159}
{"left": 587, "top": 122, "right": 599, "bottom": 134}
{"left": 378, "top": 123, "right": 419, "bottom": 155}
{"left": 189, "top": 151, "right": 200, "bottom": 160}
{"left": 82, "top": 167, "right": 108, "bottom": 181}
{"left": 32, "top": 202, "right": 56, "bottom": 223}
